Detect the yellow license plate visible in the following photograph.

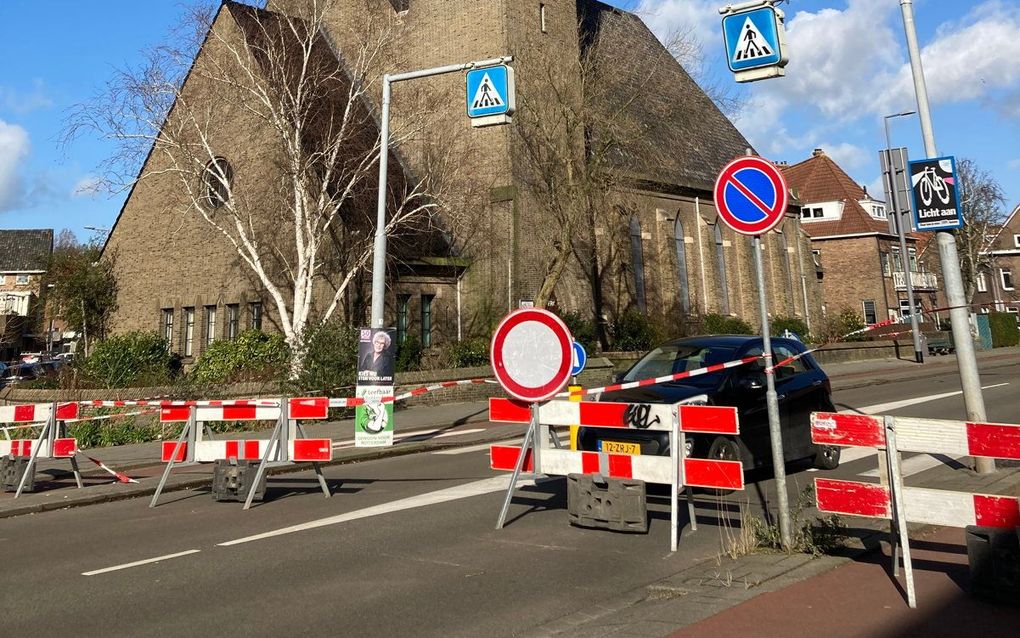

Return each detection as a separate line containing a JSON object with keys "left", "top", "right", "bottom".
{"left": 599, "top": 440, "right": 641, "bottom": 455}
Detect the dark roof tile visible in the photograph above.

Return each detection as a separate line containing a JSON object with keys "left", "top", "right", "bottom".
{"left": 0, "top": 229, "right": 53, "bottom": 272}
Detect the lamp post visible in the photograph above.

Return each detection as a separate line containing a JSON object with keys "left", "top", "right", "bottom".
{"left": 883, "top": 110, "right": 923, "bottom": 363}
{"left": 899, "top": 0, "right": 992, "bottom": 473}
{"left": 370, "top": 56, "right": 512, "bottom": 329}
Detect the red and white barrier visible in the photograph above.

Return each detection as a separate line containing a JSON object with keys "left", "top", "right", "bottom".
{"left": 490, "top": 398, "right": 744, "bottom": 550}
{"left": 810, "top": 410, "right": 1020, "bottom": 607}
{"left": 0, "top": 402, "right": 84, "bottom": 497}
{"left": 812, "top": 412, "right": 1020, "bottom": 460}
{"left": 151, "top": 397, "right": 334, "bottom": 509}
{"left": 815, "top": 479, "right": 1020, "bottom": 529}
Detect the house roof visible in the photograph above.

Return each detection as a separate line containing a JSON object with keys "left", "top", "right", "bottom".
{"left": 782, "top": 149, "right": 899, "bottom": 239}
{"left": 0, "top": 229, "right": 53, "bottom": 272}
{"left": 581, "top": 1, "right": 753, "bottom": 193}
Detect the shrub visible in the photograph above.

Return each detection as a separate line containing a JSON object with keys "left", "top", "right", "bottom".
{"left": 446, "top": 337, "right": 490, "bottom": 368}
{"left": 292, "top": 320, "right": 359, "bottom": 394}
{"left": 829, "top": 307, "right": 867, "bottom": 342}
{"left": 396, "top": 334, "right": 423, "bottom": 372}
{"left": 702, "top": 313, "right": 754, "bottom": 336}
{"left": 988, "top": 312, "right": 1020, "bottom": 347}
{"left": 189, "top": 330, "right": 289, "bottom": 384}
{"left": 771, "top": 316, "right": 811, "bottom": 342}
{"left": 82, "top": 331, "right": 179, "bottom": 388}
{"left": 611, "top": 308, "right": 659, "bottom": 351}
{"left": 559, "top": 310, "right": 598, "bottom": 353}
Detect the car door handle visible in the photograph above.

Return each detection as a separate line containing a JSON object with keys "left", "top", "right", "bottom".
{"left": 812, "top": 380, "right": 823, "bottom": 386}
{"left": 777, "top": 394, "right": 786, "bottom": 401}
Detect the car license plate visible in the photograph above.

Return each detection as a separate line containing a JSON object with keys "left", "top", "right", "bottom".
{"left": 598, "top": 440, "right": 641, "bottom": 455}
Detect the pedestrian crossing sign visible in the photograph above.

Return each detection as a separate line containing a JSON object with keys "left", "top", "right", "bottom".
{"left": 721, "top": 5, "right": 788, "bottom": 77}
{"left": 466, "top": 64, "right": 515, "bottom": 126}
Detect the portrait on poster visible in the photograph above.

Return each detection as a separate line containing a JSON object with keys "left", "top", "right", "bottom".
{"left": 358, "top": 327, "right": 396, "bottom": 385}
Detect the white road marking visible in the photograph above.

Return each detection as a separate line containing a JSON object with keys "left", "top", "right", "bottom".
{"left": 218, "top": 476, "right": 537, "bottom": 546}
{"left": 857, "top": 382, "right": 1009, "bottom": 414}
{"left": 82, "top": 549, "right": 201, "bottom": 576}
{"left": 331, "top": 428, "right": 487, "bottom": 449}
{"left": 860, "top": 453, "right": 961, "bottom": 478}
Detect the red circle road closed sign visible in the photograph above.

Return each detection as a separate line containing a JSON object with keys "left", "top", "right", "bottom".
{"left": 490, "top": 309, "right": 573, "bottom": 403}
{"left": 713, "top": 156, "right": 789, "bottom": 236}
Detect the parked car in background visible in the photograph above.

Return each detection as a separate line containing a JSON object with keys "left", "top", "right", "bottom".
{"left": 1, "top": 363, "right": 41, "bottom": 388}
{"left": 578, "top": 335, "right": 841, "bottom": 471}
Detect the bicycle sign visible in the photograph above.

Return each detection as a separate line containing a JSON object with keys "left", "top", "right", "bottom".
{"left": 908, "top": 156, "right": 963, "bottom": 231}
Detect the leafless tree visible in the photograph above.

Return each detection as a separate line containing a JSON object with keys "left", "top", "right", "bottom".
{"left": 953, "top": 158, "right": 1008, "bottom": 303}
{"left": 65, "top": 0, "right": 462, "bottom": 374}
{"left": 513, "top": 14, "right": 712, "bottom": 349}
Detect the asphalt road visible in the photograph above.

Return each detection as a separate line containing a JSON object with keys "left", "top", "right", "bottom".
{"left": 1, "top": 364, "right": 1017, "bottom": 637}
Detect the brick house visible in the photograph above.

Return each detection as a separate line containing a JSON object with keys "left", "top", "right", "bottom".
{"left": 103, "top": 0, "right": 822, "bottom": 363}
{"left": 782, "top": 149, "right": 944, "bottom": 327}
{"left": 0, "top": 229, "right": 53, "bottom": 361}
{"left": 972, "top": 203, "right": 1020, "bottom": 315}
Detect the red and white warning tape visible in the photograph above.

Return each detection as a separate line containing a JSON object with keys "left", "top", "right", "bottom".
{"left": 563, "top": 356, "right": 761, "bottom": 398}
{"left": 76, "top": 452, "right": 138, "bottom": 484}
{"left": 80, "top": 398, "right": 281, "bottom": 408}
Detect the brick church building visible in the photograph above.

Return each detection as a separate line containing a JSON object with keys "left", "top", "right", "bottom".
{"left": 103, "top": 0, "right": 822, "bottom": 362}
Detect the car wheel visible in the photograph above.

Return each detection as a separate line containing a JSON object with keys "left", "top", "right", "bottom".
{"left": 707, "top": 436, "right": 740, "bottom": 462}
{"left": 813, "top": 445, "right": 841, "bottom": 470}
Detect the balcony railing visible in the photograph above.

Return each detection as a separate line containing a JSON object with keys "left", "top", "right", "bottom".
{"left": 0, "top": 294, "right": 31, "bottom": 317}
{"left": 892, "top": 271, "right": 938, "bottom": 291}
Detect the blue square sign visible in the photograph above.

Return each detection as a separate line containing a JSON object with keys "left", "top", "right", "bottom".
{"left": 722, "top": 7, "right": 784, "bottom": 72}
{"left": 466, "top": 65, "right": 515, "bottom": 119}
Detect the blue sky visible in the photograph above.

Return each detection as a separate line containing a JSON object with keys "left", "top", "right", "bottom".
{"left": 1, "top": 0, "right": 1018, "bottom": 240}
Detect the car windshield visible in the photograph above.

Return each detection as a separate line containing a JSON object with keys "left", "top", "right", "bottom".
{"left": 623, "top": 344, "right": 738, "bottom": 387}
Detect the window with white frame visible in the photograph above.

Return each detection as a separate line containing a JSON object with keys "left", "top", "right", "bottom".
{"left": 1001, "top": 268, "right": 1015, "bottom": 291}
{"left": 1014, "top": 234, "right": 1020, "bottom": 248}
{"left": 183, "top": 307, "right": 195, "bottom": 357}
{"left": 161, "top": 309, "right": 174, "bottom": 350}
{"left": 15, "top": 274, "right": 29, "bottom": 285}
{"left": 0, "top": 275, "right": 5, "bottom": 285}
{"left": 204, "top": 305, "right": 217, "bottom": 347}
{"left": 800, "top": 206, "right": 824, "bottom": 219}
{"left": 977, "top": 271, "right": 988, "bottom": 293}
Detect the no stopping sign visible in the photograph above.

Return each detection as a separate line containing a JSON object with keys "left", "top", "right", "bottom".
{"left": 490, "top": 309, "right": 573, "bottom": 403}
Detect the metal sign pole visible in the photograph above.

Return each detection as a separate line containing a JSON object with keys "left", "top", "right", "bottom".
{"left": 58, "top": 406, "right": 84, "bottom": 489}
{"left": 670, "top": 406, "right": 680, "bottom": 552}
{"left": 753, "top": 235, "right": 792, "bottom": 550}
{"left": 496, "top": 402, "right": 538, "bottom": 529}
{"left": 884, "top": 415, "right": 916, "bottom": 608}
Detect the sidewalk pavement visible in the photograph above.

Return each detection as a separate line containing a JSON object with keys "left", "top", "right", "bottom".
{"left": 2, "top": 347, "right": 1019, "bottom": 637}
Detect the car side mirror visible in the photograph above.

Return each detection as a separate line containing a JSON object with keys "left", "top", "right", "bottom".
{"left": 613, "top": 372, "right": 626, "bottom": 383}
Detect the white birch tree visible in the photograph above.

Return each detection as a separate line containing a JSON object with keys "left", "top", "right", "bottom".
{"left": 66, "top": 0, "right": 463, "bottom": 374}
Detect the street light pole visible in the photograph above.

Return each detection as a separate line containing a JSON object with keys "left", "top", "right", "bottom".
{"left": 883, "top": 111, "right": 923, "bottom": 364}
{"left": 370, "top": 56, "right": 513, "bottom": 329}
{"left": 899, "top": 0, "right": 993, "bottom": 473}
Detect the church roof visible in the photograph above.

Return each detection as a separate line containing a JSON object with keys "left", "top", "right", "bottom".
{"left": 580, "top": 1, "right": 753, "bottom": 193}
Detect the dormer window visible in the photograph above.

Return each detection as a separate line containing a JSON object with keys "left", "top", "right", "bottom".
{"left": 800, "top": 206, "right": 823, "bottom": 219}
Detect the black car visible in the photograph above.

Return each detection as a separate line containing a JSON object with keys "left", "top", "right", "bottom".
{"left": 578, "top": 335, "right": 840, "bottom": 470}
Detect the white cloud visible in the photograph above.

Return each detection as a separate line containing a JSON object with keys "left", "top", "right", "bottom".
{"left": 1008, "top": 159, "right": 1020, "bottom": 171}
{"left": 818, "top": 142, "right": 869, "bottom": 171}
{"left": 0, "top": 79, "right": 53, "bottom": 115}
{"left": 880, "top": 1, "right": 1020, "bottom": 114}
{"left": 71, "top": 176, "right": 103, "bottom": 198}
{"left": 634, "top": 0, "right": 719, "bottom": 51}
{"left": 0, "top": 119, "right": 30, "bottom": 212}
